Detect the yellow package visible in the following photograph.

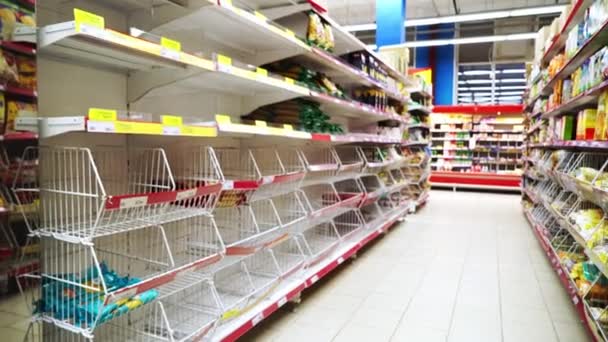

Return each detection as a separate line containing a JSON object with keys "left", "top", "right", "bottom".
{"left": 602, "top": 91, "right": 608, "bottom": 140}
{"left": 6, "top": 100, "right": 36, "bottom": 133}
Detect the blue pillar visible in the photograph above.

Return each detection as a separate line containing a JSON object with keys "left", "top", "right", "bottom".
{"left": 415, "top": 25, "right": 431, "bottom": 68}
{"left": 375, "top": 0, "right": 406, "bottom": 48}
{"left": 434, "top": 23, "right": 455, "bottom": 105}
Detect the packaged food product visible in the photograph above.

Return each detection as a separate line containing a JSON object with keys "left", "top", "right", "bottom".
{"left": 596, "top": 91, "right": 608, "bottom": 140}
{"left": 0, "top": 7, "right": 16, "bottom": 41}
{"left": 6, "top": 100, "right": 36, "bottom": 133}
{"left": 576, "top": 109, "right": 597, "bottom": 140}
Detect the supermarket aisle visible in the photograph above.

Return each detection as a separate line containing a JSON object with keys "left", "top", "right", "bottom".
{"left": 243, "top": 190, "right": 589, "bottom": 342}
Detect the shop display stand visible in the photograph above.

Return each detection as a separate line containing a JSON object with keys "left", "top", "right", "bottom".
{"left": 15, "top": 1, "right": 426, "bottom": 341}
{"left": 523, "top": 2, "right": 608, "bottom": 340}
{"left": 0, "top": 0, "right": 39, "bottom": 295}
{"left": 429, "top": 105, "right": 524, "bottom": 192}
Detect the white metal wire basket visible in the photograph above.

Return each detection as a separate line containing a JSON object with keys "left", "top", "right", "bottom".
{"left": 332, "top": 209, "right": 364, "bottom": 241}
{"left": 272, "top": 191, "right": 309, "bottom": 235}
{"left": 333, "top": 178, "right": 365, "bottom": 209}
{"left": 211, "top": 147, "right": 305, "bottom": 207}
{"left": 297, "top": 221, "right": 340, "bottom": 267}
{"left": 359, "top": 202, "right": 387, "bottom": 230}
{"left": 358, "top": 146, "right": 393, "bottom": 173}
{"left": 269, "top": 237, "right": 306, "bottom": 279}
{"left": 298, "top": 146, "right": 339, "bottom": 185}
{"left": 215, "top": 250, "right": 281, "bottom": 322}
{"left": 20, "top": 213, "right": 225, "bottom": 335}
{"left": 333, "top": 146, "right": 364, "bottom": 179}
{"left": 299, "top": 183, "right": 360, "bottom": 223}
{"left": 214, "top": 199, "right": 284, "bottom": 256}
{"left": 27, "top": 146, "right": 221, "bottom": 240}
{"left": 358, "top": 174, "right": 386, "bottom": 208}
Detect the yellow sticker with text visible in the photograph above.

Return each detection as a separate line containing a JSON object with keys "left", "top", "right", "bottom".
{"left": 160, "top": 37, "right": 181, "bottom": 51}
{"left": 255, "top": 120, "right": 268, "bottom": 127}
{"left": 88, "top": 108, "right": 117, "bottom": 121}
{"left": 256, "top": 67, "right": 268, "bottom": 77}
{"left": 283, "top": 124, "right": 294, "bottom": 131}
{"left": 74, "top": 8, "right": 105, "bottom": 32}
{"left": 161, "top": 115, "right": 183, "bottom": 126}
{"left": 284, "top": 77, "right": 295, "bottom": 85}
{"left": 217, "top": 54, "right": 232, "bottom": 66}
{"left": 285, "top": 29, "right": 296, "bottom": 37}
{"left": 215, "top": 114, "right": 232, "bottom": 124}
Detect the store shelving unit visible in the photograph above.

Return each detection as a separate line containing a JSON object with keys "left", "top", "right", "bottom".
{"left": 522, "top": 2, "right": 608, "bottom": 340}
{"left": 429, "top": 105, "right": 524, "bottom": 191}
{"left": 17, "top": 1, "right": 427, "bottom": 341}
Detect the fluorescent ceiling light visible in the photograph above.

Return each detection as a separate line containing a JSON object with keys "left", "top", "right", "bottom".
{"left": 496, "top": 91, "right": 524, "bottom": 96}
{"left": 500, "top": 86, "right": 527, "bottom": 90}
{"left": 395, "top": 32, "right": 537, "bottom": 48}
{"left": 460, "top": 70, "right": 493, "bottom": 76}
{"left": 501, "top": 69, "right": 526, "bottom": 74}
{"left": 345, "top": 5, "right": 565, "bottom": 32}
{"left": 500, "top": 78, "right": 527, "bottom": 83}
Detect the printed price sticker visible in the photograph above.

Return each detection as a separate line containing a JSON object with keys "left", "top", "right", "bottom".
{"left": 74, "top": 8, "right": 104, "bottom": 32}
{"left": 256, "top": 67, "right": 268, "bottom": 77}
{"left": 285, "top": 29, "right": 296, "bottom": 37}
{"left": 176, "top": 188, "right": 197, "bottom": 201}
{"left": 161, "top": 115, "right": 183, "bottom": 126}
{"left": 252, "top": 313, "right": 264, "bottom": 326}
{"left": 310, "top": 275, "right": 319, "bottom": 284}
{"left": 217, "top": 54, "right": 232, "bottom": 66}
{"left": 215, "top": 114, "right": 232, "bottom": 124}
{"left": 337, "top": 257, "right": 344, "bottom": 264}
{"left": 162, "top": 126, "right": 180, "bottom": 135}
{"left": 283, "top": 124, "right": 294, "bottom": 131}
{"left": 160, "top": 37, "right": 181, "bottom": 51}
{"left": 284, "top": 77, "right": 295, "bottom": 85}
{"left": 255, "top": 120, "right": 268, "bottom": 127}
{"left": 88, "top": 108, "right": 117, "bottom": 121}
{"left": 119, "top": 196, "right": 148, "bottom": 209}
{"left": 277, "top": 297, "right": 287, "bottom": 307}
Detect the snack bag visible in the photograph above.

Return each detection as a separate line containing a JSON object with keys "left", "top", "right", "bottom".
{"left": 597, "top": 91, "right": 608, "bottom": 140}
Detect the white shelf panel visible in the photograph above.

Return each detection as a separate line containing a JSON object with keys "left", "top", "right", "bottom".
{"left": 307, "top": 91, "right": 407, "bottom": 124}
{"left": 39, "top": 21, "right": 192, "bottom": 72}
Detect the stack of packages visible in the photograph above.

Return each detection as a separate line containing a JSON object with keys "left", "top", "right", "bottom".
{"left": 267, "top": 62, "right": 347, "bottom": 99}
{"left": 243, "top": 99, "right": 344, "bottom": 134}
{"left": 306, "top": 11, "right": 335, "bottom": 51}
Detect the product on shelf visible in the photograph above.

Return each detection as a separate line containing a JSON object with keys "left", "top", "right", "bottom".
{"left": 306, "top": 11, "right": 335, "bottom": 51}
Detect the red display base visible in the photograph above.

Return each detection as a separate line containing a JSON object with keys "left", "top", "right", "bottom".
{"left": 431, "top": 171, "right": 521, "bottom": 189}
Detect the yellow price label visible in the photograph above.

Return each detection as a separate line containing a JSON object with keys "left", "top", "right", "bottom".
{"left": 74, "top": 8, "right": 105, "bottom": 32}
{"left": 114, "top": 121, "right": 134, "bottom": 133}
{"left": 283, "top": 124, "right": 294, "bottom": 131}
{"left": 217, "top": 54, "right": 232, "bottom": 66}
{"left": 88, "top": 108, "right": 117, "bottom": 121}
{"left": 254, "top": 11, "right": 267, "bottom": 21}
{"left": 256, "top": 67, "right": 268, "bottom": 77}
{"left": 284, "top": 77, "right": 295, "bottom": 85}
{"left": 181, "top": 126, "right": 217, "bottom": 137}
{"left": 222, "top": 0, "right": 233, "bottom": 6}
{"left": 255, "top": 120, "right": 268, "bottom": 127}
{"left": 222, "top": 308, "right": 240, "bottom": 320}
{"left": 160, "top": 37, "right": 181, "bottom": 51}
{"left": 161, "top": 115, "right": 183, "bottom": 126}
{"left": 285, "top": 29, "right": 296, "bottom": 37}
{"left": 215, "top": 114, "right": 232, "bottom": 124}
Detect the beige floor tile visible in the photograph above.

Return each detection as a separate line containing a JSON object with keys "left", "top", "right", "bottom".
{"left": 391, "top": 320, "right": 448, "bottom": 342}
{"left": 332, "top": 321, "right": 394, "bottom": 342}
{"left": 502, "top": 318, "right": 558, "bottom": 342}
{"left": 0, "top": 327, "right": 27, "bottom": 342}
{"left": 553, "top": 322, "right": 590, "bottom": 342}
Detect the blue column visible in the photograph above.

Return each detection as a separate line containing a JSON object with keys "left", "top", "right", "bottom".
{"left": 415, "top": 25, "right": 431, "bottom": 68}
{"left": 375, "top": 0, "right": 406, "bottom": 48}
{"left": 434, "top": 23, "right": 455, "bottom": 105}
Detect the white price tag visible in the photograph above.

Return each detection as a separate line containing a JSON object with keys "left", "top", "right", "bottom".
{"left": 176, "top": 188, "right": 197, "bottom": 201}
{"left": 572, "top": 296, "right": 579, "bottom": 305}
{"left": 120, "top": 196, "right": 148, "bottom": 209}
{"left": 79, "top": 24, "right": 108, "bottom": 39}
{"left": 88, "top": 121, "right": 115, "bottom": 133}
{"left": 252, "top": 313, "right": 264, "bottom": 326}
{"left": 310, "top": 275, "right": 319, "bottom": 284}
{"left": 217, "top": 63, "right": 232, "bottom": 73}
{"left": 162, "top": 126, "right": 180, "bottom": 135}
{"left": 337, "top": 257, "right": 344, "bottom": 264}
{"left": 160, "top": 47, "right": 180, "bottom": 61}
{"left": 277, "top": 297, "right": 287, "bottom": 307}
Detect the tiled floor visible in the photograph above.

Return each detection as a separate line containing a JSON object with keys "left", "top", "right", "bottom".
{"left": 241, "top": 190, "right": 591, "bottom": 342}
{"left": 0, "top": 190, "right": 591, "bottom": 341}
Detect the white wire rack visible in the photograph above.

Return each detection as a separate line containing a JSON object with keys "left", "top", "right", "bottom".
{"left": 20, "top": 213, "right": 225, "bottom": 335}
{"left": 299, "top": 183, "right": 359, "bottom": 222}
{"left": 268, "top": 236, "right": 306, "bottom": 279}
{"left": 358, "top": 174, "right": 386, "bottom": 208}
{"left": 333, "top": 146, "right": 365, "bottom": 179}
{"left": 358, "top": 146, "right": 393, "bottom": 173}
{"left": 359, "top": 202, "right": 387, "bottom": 230}
{"left": 333, "top": 178, "right": 365, "bottom": 208}
{"left": 24, "top": 278, "right": 223, "bottom": 342}
{"left": 24, "top": 146, "right": 221, "bottom": 240}
{"left": 298, "top": 146, "right": 339, "bottom": 185}
{"left": 214, "top": 199, "right": 284, "bottom": 255}
{"left": 211, "top": 147, "right": 305, "bottom": 207}
{"left": 332, "top": 209, "right": 364, "bottom": 241}
{"left": 214, "top": 249, "right": 281, "bottom": 322}
{"left": 272, "top": 191, "right": 309, "bottom": 235}
{"left": 297, "top": 221, "right": 341, "bottom": 267}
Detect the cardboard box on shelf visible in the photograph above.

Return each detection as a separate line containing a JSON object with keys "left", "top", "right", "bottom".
{"left": 576, "top": 109, "right": 597, "bottom": 140}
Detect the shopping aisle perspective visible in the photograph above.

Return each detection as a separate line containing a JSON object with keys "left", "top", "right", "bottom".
{"left": 242, "top": 190, "right": 589, "bottom": 342}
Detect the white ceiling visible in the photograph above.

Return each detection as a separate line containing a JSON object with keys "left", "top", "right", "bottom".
{"left": 328, "top": 0, "right": 568, "bottom": 25}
